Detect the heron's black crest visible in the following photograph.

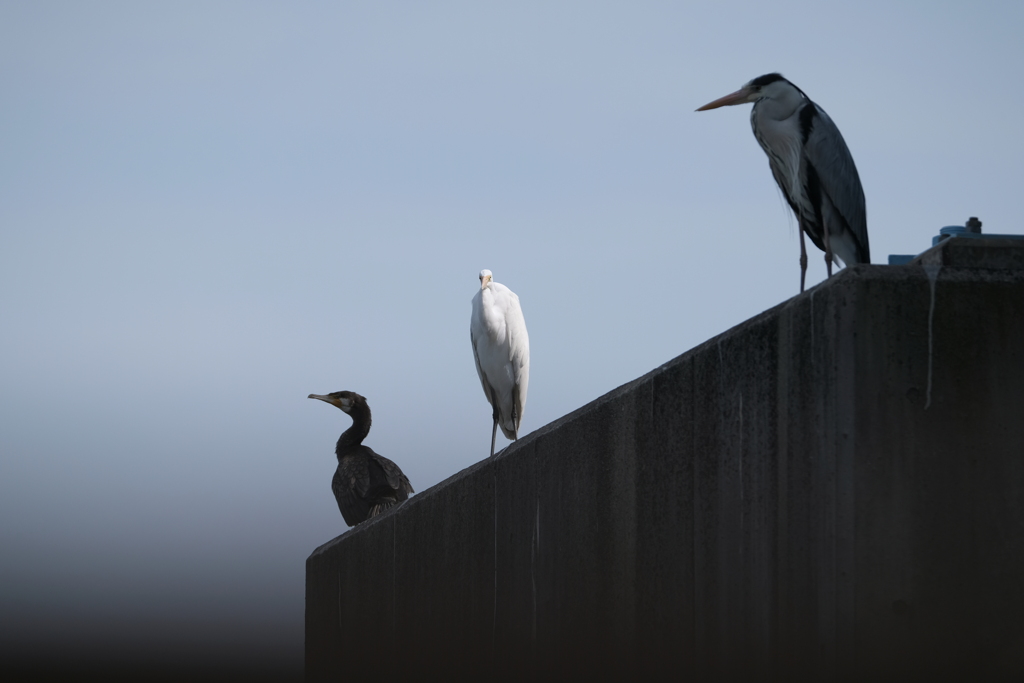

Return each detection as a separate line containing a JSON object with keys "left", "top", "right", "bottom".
{"left": 750, "top": 73, "right": 787, "bottom": 87}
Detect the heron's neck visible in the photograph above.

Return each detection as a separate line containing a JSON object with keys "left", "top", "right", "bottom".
{"left": 754, "top": 90, "right": 804, "bottom": 121}
{"left": 336, "top": 408, "right": 371, "bottom": 454}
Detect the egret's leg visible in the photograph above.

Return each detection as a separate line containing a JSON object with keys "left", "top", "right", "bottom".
{"left": 511, "top": 388, "right": 520, "bottom": 442}
{"left": 488, "top": 387, "right": 499, "bottom": 458}
{"left": 799, "top": 225, "right": 809, "bottom": 293}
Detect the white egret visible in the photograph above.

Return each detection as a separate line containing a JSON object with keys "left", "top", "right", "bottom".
{"left": 470, "top": 269, "right": 530, "bottom": 458}
{"left": 308, "top": 390, "right": 413, "bottom": 526}
{"left": 697, "top": 73, "right": 869, "bottom": 292}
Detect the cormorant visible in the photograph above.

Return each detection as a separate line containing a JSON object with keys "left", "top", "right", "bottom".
{"left": 308, "top": 391, "right": 413, "bottom": 526}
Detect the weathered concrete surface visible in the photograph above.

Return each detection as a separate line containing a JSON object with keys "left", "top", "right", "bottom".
{"left": 916, "top": 236, "right": 1024, "bottom": 269}
{"left": 307, "top": 240, "right": 1024, "bottom": 682}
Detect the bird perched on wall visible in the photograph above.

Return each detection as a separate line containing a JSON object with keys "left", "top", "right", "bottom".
{"left": 308, "top": 390, "right": 413, "bottom": 526}
{"left": 470, "top": 269, "right": 530, "bottom": 458}
{"left": 697, "top": 73, "right": 869, "bottom": 292}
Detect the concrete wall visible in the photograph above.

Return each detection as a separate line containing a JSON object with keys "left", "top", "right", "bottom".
{"left": 306, "top": 240, "right": 1024, "bottom": 682}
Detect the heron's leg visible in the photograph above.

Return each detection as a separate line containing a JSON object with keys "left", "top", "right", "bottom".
{"left": 799, "top": 224, "right": 808, "bottom": 293}
{"left": 822, "top": 222, "right": 834, "bottom": 278}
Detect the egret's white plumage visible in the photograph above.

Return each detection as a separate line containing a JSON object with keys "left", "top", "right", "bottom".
{"left": 697, "top": 73, "right": 869, "bottom": 292}
{"left": 470, "top": 269, "right": 530, "bottom": 458}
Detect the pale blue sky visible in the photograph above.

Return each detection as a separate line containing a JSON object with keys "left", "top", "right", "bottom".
{"left": 2, "top": 0, "right": 1022, "bottom": 671}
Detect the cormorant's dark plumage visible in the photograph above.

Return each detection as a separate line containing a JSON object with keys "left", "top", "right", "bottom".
{"left": 308, "top": 390, "right": 413, "bottom": 526}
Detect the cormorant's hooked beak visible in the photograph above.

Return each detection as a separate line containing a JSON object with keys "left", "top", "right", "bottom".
{"left": 309, "top": 393, "right": 340, "bottom": 408}
{"left": 696, "top": 85, "right": 756, "bottom": 111}
{"left": 309, "top": 393, "right": 354, "bottom": 412}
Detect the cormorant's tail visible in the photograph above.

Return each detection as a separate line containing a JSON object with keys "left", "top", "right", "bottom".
{"left": 368, "top": 501, "right": 398, "bottom": 519}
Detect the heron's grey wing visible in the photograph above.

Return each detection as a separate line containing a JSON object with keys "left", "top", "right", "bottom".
{"left": 801, "top": 104, "right": 869, "bottom": 262}
{"left": 332, "top": 457, "right": 371, "bottom": 526}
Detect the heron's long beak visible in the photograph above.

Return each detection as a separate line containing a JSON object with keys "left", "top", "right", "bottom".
{"left": 696, "top": 86, "right": 754, "bottom": 111}
{"left": 308, "top": 393, "right": 339, "bottom": 407}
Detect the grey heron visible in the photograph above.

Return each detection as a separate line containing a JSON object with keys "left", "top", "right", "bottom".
{"left": 308, "top": 390, "right": 413, "bottom": 526}
{"left": 470, "top": 269, "right": 530, "bottom": 458}
{"left": 697, "top": 73, "right": 869, "bottom": 292}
